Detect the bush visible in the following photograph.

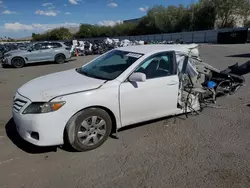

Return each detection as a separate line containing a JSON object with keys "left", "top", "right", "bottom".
{"left": 32, "top": 28, "right": 72, "bottom": 41}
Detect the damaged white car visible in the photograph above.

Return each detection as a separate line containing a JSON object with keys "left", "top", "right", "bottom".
{"left": 12, "top": 44, "right": 246, "bottom": 151}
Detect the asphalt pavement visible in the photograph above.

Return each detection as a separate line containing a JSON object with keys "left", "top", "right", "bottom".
{"left": 0, "top": 44, "right": 250, "bottom": 188}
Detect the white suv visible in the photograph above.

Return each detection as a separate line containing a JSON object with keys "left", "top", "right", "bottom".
{"left": 2, "top": 42, "right": 71, "bottom": 68}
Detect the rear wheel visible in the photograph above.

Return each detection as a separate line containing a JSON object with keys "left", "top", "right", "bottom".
{"left": 11, "top": 57, "right": 25, "bottom": 68}
{"left": 55, "top": 54, "right": 66, "bottom": 64}
{"left": 65, "top": 108, "right": 112, "bottom": 152}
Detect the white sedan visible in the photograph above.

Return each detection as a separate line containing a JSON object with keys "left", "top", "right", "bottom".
{"left": 13, "top": 44, "right": 240, "bottom": 151}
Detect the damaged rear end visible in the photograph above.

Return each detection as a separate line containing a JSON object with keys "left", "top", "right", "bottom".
{"left": 175, "top": 44, "right": 246, "bottom": 115}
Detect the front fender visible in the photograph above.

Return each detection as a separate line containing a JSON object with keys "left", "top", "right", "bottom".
{"left": 9, "top": 55, "right": 28, "bottom": 64}
{"left": 51, "top": 84, "right": 121, "bottom": 131}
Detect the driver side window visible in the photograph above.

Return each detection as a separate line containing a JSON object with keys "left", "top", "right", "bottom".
{"left": 33, "top": 43, "right": 42, "bottom": 51}
{"left": 135, "top": 52, "right": 174, "bottom": 79}
{"left": 33, "top": 43, "right": 49, "bottom": 51}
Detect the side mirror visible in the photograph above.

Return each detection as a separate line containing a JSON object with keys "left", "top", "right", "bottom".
{"left": 128, "top": 72, "right": 146, "bottom": 82}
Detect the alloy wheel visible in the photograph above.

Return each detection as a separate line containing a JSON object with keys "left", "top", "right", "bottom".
{"left": 77, "top": 116, "right": 107, "bottom": 146}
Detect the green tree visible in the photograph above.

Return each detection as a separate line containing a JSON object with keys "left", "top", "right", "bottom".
{"left": 208, "top": 0, "right": 250, "bottom": 28}
{"left": 190, "top": 1, "right": 216, "bottom": 30}
{"left": 32, "top": 28, "right": 72, "bottom": 41}
{"left": 144, "top": 5, "right": 191, "bottom": 33}
{"left": 134, "top": 15, "right": 160, "bottom": 35}
{"left": 47, "top": 28, "right": 72, "bottom": 40}
{"left": 112, "top": 23, "right": 137, "bottom": 36}
{"left": 171, "top": 5, "right": 192, "bottom": 32}
{"left": 32, "top": 33, "right": 46, "bottom": 41}
{"left": 75, "top": 24, "right": 95, "bottom": 38}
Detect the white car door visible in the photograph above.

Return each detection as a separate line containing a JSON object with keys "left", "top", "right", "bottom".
{"left": 27, "top": 43, "right": 50, "bottom": 62}
{"left": 26, "top": 43, "right": 42, "bottom": 63}
{"left": 39, "top": 43, "right": 53, "bottom": 61}
{"left": 119, "top": 51, "right": 180, "bottom": 126}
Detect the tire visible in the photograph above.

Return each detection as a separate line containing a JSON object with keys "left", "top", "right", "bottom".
{"left": 55, "top": 54, "right": 66, "bottom": 64}
{"left": 215, "top": 80, "right": 231, "bottom": 97}
{"left": 11, "top": 57, "right": 25, "bottom": 68}
{"left": 65, "top": 108, "right": 112, "bottom": 152}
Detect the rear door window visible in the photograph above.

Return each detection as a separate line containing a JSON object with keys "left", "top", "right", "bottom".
{"left": 51, "top": 43, "right": 62, "bottom": 48}
{"left": 33, "top": 43, "right": 50, "bottom": 50}
{"left": 41, "top": 43, "right": 50, "bottom": 50}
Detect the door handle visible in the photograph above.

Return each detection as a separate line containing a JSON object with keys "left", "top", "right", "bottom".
{"left": 167, "top": 81, "right": 178, "bottom": 86}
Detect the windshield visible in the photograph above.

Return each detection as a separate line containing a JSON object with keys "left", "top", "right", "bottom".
{"left": 26, "top": 44, "right": 34, "bottom": 51}
{"left": 77, "top": 50, "right": 144, "bottom": 80}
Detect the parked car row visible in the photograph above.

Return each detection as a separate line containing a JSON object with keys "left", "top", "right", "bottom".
{"left": 1, "top": 38, "right": 183, "bottom": 68}
{"left": 72, "top": 38, "right": 181, "bottom": 57}
{"left": 0, "top": 42, "right": 31, "bottom": 58}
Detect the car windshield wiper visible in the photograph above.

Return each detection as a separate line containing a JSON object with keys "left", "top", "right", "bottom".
{"left": 76, "top": 68, "right": 110, "bottom": 81}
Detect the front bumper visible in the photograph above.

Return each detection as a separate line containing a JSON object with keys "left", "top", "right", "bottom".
{"left": 12, "top": 92, "right": 67, "bottom": 146}
{"left": 1, "top": 58, "right": 8, "bottom": 65}
{"left": 66, "top": 52, "right": 72, "bottom": 60}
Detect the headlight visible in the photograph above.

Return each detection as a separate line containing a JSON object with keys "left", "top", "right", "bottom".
{"left": 4, "top": 53, "right": 12, "bottom": 57}
{"left": 23, "top": 102, "right": 65, "bottom": 114}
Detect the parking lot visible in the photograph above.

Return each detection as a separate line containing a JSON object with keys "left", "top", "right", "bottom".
{"left": 0, "top": 44, "right": 250, "bottom": 188}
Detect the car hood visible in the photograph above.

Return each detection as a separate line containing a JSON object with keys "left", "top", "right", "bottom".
{"left": 5, "top": 49, "right": 25, "bottom": 55}
{"left": 17, "top": 69, "right": 106, "bottom": 101}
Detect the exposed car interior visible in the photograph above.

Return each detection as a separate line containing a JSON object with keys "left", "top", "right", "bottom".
{"left": 136, "top": 54, "right": 173, "bottom": 79}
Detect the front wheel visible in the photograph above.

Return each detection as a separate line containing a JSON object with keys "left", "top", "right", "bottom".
{"left": 65, "top": 108, "right": 112, "bottom": 152}
{"left": 12, "top": 57, "right": 25, "bottom": 68}
{"left": 55, "top": 54, "right": 66, "bottom": 64}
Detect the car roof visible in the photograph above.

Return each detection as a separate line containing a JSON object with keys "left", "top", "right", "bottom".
{"left": 117, "top": 44, "right": 198, "bottom": 55}
{"left": 36, "top": 41, "right": 63, "bottom": 44}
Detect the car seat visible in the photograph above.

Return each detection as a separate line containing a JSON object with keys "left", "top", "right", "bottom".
{"left": 144, "top": 60, "right": 159, "bottom": 79}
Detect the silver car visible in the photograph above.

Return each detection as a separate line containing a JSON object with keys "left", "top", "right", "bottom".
{"left": 1, "top": 42, "right": 72, "bottom": 68}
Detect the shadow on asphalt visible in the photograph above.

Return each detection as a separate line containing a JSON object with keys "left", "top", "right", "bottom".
{"left": 118, "top": 114, "right": 187, "bottom": 132}
{"left": 1, "top": 59, "right": 77, "bottom": 69}
{"left": 59, "top": 145, "right": 78, "bottom": 153}
{"left": 5, "top": 114, "right": 188, "bottom": 153}
{"left": 227, "top": 53, "right": 250, "bottom": 58}
{"left": 5, "top": 118, "right": 57, "bottom": 154}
